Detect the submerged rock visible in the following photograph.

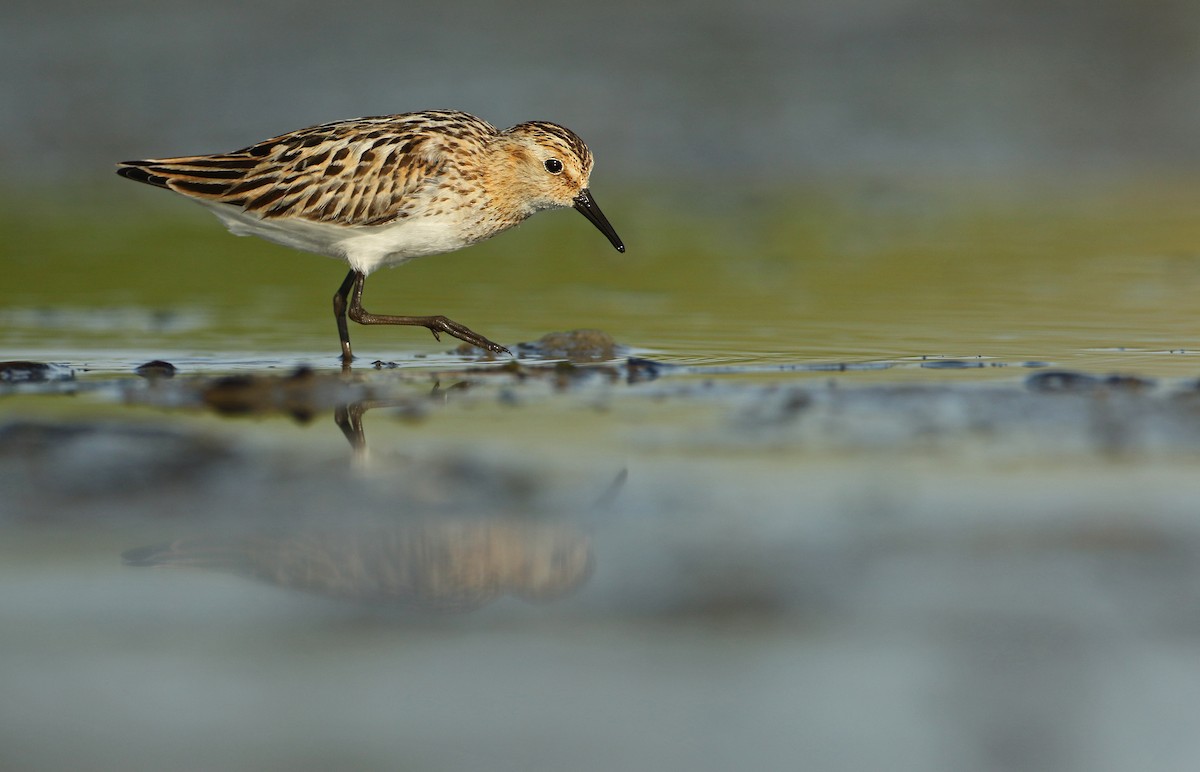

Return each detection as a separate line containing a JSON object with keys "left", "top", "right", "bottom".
{"left": 134, "top": 360, "right": 177, "bottom": 379}
{"left": 1026, "top": 370, "right": 1156, "bottom": 393}
{"left": 0, "top": 361, "right": 74, "bottom": 384}
{"left": 516, "top": 329, "right": 623, "bottom": 362}
{"left": 201, "top": 367, "right": 358, "bottom": 421}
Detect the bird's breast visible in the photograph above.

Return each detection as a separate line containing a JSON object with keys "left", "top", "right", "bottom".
{"left": 336, "top": 206, "right": 522, "bottom": 273}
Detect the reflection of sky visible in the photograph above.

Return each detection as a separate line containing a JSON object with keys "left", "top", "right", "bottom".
{"left": 4, "top": 0, "right": 1199, "bottom": 181}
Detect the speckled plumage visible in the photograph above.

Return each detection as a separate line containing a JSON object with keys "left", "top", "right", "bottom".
{"left": 117, "top": 109, "right": 624, "bottom": 361}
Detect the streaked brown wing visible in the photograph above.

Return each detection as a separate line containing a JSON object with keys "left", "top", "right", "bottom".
{"left": 117, "top": 114, "right": 488, "bottom": 227}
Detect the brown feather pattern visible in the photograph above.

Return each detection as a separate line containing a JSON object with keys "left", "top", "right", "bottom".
{"left": 116, "top": 110, "right": 501, "bottom": 227}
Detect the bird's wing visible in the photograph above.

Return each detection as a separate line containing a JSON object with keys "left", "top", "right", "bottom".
{"left": 116, "top": 113, "right": 492, "bottom": 227}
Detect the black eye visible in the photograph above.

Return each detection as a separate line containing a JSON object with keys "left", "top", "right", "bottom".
{"left": 544, "top": 158, "right": 563, "bottom": 174}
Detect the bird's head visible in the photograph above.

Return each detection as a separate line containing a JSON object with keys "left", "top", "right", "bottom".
{"left": 492, "top": 121, "right": 624, "bottom": 252}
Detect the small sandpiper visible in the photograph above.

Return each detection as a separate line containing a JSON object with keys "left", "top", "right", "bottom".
{"left": 117, "top": 109, "right": 624, "bottom": 362}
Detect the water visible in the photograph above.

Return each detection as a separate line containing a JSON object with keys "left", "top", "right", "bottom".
{"left": 5, "top": 177, "right": 1200, "bottom": 770}
{"left": 9, "top": 180, "right": 1200, "bottom": 372}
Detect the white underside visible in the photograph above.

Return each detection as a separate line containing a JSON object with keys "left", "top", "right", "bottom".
{"left": 199, "top": 201, "right": 490, "bottom": 275}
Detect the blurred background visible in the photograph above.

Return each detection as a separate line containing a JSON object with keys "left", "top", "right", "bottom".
{"left": 5, "top": 0, "right": 1200, "bottom": 185}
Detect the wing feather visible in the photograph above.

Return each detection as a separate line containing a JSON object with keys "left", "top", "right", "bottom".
{"left": 116, "top": 111, "right": 497, "bottom": 228}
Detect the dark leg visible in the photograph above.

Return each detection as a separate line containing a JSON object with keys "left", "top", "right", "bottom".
{"left": 345, "top": 272, "right": 510, "bottom": 355}
{"left": 333, "top": 269, "right": 357, "bottom": 363}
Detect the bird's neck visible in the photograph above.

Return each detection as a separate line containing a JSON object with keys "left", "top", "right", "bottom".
{"left": 478, "top": 139, "right": 540, "bottom": 226}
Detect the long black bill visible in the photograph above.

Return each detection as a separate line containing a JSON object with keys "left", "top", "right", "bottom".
{"left": 573, "top": 189, "right": 625, "bottom": 253}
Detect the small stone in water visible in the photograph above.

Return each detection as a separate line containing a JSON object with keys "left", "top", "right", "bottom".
{"left": 135, "top": 360, "right": 177, "bottom": 379}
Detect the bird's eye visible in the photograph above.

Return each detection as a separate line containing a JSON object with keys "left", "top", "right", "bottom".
{"left": 544, "top": 158, "right": 564, "bottom": 174}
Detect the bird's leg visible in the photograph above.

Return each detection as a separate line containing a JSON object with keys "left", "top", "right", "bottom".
{"left": 346, "top": 272, "right": 511, "bottom": 355}
{"left": 333, "top": 269, "right": 357, "bottom": 364}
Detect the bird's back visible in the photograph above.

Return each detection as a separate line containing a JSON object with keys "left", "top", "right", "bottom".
{"left": 117, "top": 110, "right": 498, "bottom": 226}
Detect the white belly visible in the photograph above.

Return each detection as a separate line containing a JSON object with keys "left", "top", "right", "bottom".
{"left": 200, "top": 201, "right": 496, "bottom": 275}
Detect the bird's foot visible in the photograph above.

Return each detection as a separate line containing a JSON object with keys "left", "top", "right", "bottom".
{"left": 425, "top": 316, "right": 510, "bottom": 355}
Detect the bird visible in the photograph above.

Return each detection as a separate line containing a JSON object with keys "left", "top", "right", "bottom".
{"left": 116, "top": 109, "right": 625, "bottom": 363}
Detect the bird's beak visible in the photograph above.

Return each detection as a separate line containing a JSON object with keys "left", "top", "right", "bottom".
{"left": 573, "top": 189, "right": 625, "bottom": 253}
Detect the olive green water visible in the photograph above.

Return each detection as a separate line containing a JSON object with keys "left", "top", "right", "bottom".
{"left": 5, "top": 179, "right": 1200, "bottom": 771}
{"left": 7, "top": 178, "right": 1200, "bottom": 371}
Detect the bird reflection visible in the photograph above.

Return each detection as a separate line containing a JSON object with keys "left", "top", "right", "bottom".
{"left": 125, "top": 366, "right": 633, "bottom": 608}
{"left": 123, "top": 517, "right": 592, "bottom": 609}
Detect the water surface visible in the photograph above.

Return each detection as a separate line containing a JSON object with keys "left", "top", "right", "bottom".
{"left": 4, "top": 179, "right": 1200, "bottom": 771}
{"left": 7, "top": 180, "right": 1200, "bottom": 372}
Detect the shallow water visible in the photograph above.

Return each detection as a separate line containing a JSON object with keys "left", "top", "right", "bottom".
{"left": 5, "top": 180, "right": 1200, "bottom": 770}
{"left": 8, "top": 181, "right": 1200, "bottom": 368}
